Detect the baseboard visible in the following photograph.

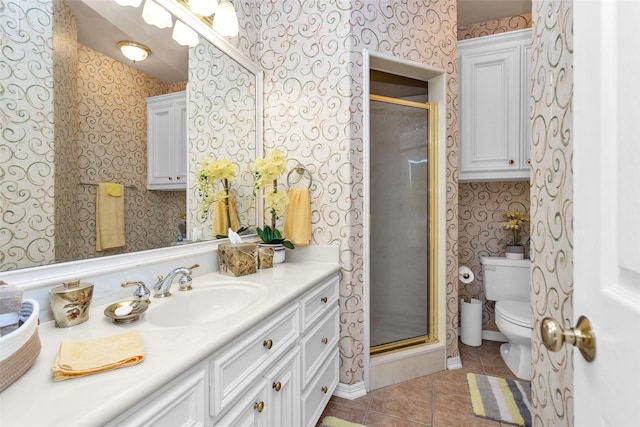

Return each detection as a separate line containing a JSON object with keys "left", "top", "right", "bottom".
{"left": 457, "top": 328, "right": 508, "bottom": 343}
{"left": 447, "top": 356, "right": 462, "bottom": 370}
{"left": 333, "top": 381, "right": 367, "bottom": 400}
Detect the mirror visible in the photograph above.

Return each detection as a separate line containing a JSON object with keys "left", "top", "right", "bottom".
{"left": 0, "top": 0, "right": 259, "bottom": 271}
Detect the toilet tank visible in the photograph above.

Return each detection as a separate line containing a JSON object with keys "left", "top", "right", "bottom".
{"left": 480, "top": 257, "right": 531, "bottom": 302}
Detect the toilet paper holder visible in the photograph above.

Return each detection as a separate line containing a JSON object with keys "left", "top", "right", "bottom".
{"left": 458, "top": 266, "right": 475, "bottom": 284}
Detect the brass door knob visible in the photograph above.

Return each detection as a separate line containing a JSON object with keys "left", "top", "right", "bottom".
{"left": 253, "top": 401, "right": 264, "bottom": 413}
{"left": 272, "top": 381, "right": 282, "bottom": 392}
{"left": 541, "top": 315, "right": 596, "bottom": 362}
{"left": 263, "top": 339, "right": 273, "bottom": 350}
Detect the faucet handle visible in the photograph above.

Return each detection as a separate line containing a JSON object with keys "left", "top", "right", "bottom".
{"left": 121, "top": 280, "right": 151, "bottom": 303}
{"left": 189, "top": 264, "right": 200, "bottom": 272}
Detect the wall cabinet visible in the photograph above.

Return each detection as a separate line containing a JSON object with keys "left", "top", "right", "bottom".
{"left": 146, "top": 91, "right": 187, "bottom": 190}
{"left": 107, "top": 273, "right": 340, "bottom": 427}
{"left": 458, "top": 29, "right": 531, "bottom": 182}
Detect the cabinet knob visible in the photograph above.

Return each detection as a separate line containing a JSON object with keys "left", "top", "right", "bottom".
{"left": 508, "top": 159, "right": 514, "bottom": 165}
{"left": 176, "top": 176, "right": 181, "bottom": 180}
{"left": 253, "top": 401, "right": 265, "bottom": 413}
{"left": 527, "top": 159, "right": 531, "bottom": 164}
{"left": 321, "top": 337, "right": 328, "bottom": 345}
{"left": 168, "top": 176, "right": 173, "bottom": 180}
{"left": 263, "top": 339, "right": 273, "bottom": 350}
{"left": 272, "top": 381, "right": 282, "bottom": 392}
{"left": 321, "top": 296, "right": 328, "bottom": 304}
{"left": 321, "top": 386, "right": 328, "bottom": 394}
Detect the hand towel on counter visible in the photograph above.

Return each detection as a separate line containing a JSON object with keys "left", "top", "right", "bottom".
{"left": 283, "top": 187, "right": 311, "bottom": 246}
{"left": 96, "top": 183, "right": 125, "bottom": 251}
{"left": 212, "top": 197, "right": 240, "bottom": 236}
{"left": 51, "top": 330, "right": 144, "bottom": 382}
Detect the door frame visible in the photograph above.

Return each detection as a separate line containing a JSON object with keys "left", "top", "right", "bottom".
{"left": 363, "top": 49, "right": 448, "bottom": 391}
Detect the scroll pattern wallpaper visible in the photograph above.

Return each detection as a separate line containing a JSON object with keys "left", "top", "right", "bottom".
{"left": 0, "top": 0, "right": 56, "bottom": 269}
{"left": 530, "top": 1, "right": 574, "bottom": 425}
{"left": 255, "top": 0, "right": 459, "bottom": 384}
{"left": 457, "top": 14, "right": 532, "bottom": 332}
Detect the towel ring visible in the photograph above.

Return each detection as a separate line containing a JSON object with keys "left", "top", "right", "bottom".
{"left": 286, "top": 164, "right": 312, "bottom": 189}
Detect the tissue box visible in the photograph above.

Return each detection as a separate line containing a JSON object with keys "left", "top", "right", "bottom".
{"left": 218, "top": 243, "right": 258, "bottom": 277}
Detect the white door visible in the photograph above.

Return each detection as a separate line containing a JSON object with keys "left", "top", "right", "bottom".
{"left": 573, "top": 1, "right": 640, "bottom": 425}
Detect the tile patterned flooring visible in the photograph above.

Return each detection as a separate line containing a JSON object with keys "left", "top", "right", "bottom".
{"left": 317, "top": 340, "right": 526, "bottom": 427}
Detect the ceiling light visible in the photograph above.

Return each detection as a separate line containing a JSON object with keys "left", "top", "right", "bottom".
{"left": 114, "top": 0, "right": 142, "bottom": 6}
{"left": 189, "top": 0, "right": 218, "bottom": 16}
{"left": 142, "top": 0, "right": 173, "bottom": 29}
{"left": 212, "top": 0, "right": 238, "bottom": 37}
{"left": 172, "top": 20, "right": 199, "bottom": 47}
{"left": 117, "top": 41, "right": 152, "bottom": 62}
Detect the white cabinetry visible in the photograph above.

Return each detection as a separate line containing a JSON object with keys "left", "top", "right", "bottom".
{"left": 146, "top": 91, "right": 187, "bottom": 190}
{"left": 106, "top": 273, "right": 340, "bottom": 427}
{"left": 458, "top": 29, "right": 531, "bottom": 182}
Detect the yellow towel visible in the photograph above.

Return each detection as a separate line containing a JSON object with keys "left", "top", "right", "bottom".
{"left": 51, "top": 331, "right": 144, "bottom": 382}
{"left": 212, "top": 197, "right": 240, "bottom": 236}
{"left": 283, "top": 187, "right": 311, "bottom": 246}
{"left": 96, "top": 183, "right": 125, "bottom": 251}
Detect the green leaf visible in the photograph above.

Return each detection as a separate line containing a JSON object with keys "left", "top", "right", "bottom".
{"left": 215, "top": 234, "right": 228, "bottom": 239}
{"left": 256, "top": 227, "right": 265, "bottom": 241}
{"left": 273, "top": 228, "right": 282, "bottom": 240}
{"left": 283, "top": 240, "right": 295, "bottom": 250}
{"left": 264, "top": 226, "right": 273, "bottom": 242}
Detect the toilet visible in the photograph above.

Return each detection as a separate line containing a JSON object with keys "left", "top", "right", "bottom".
{"left": 480, "top": 256, "right": 531, "bottom": 380}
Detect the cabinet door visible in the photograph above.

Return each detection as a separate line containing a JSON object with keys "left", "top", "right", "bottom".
{"left": 520, "top": 42, "right": 532, "bottom": 172}
{"left": 459, "top": 40, "right": 521, "bottom": 179}
{"left": 216, "top": 380, "right": 269, "bottom": 427}
{"left": 265, "top": 349, "right": 299, "bottom": 427}
{"left": 147, "top": 102, "right": 176, "bottom": 187}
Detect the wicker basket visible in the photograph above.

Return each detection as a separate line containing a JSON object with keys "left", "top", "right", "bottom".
{"left": 0, "top": 299, "right": 41, "bottom": 392}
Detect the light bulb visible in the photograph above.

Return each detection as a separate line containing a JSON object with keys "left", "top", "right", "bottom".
{"left": 141, "top": 0, "right": 173, "bottom": 29}
{"left": 189, "top": 0, "right": 218, "bottom": 16}
{"left": 172, "top": 20, "right": 199, "bottom": 47}
{"left": 212, "top": 0, "right": 238, "bottom": 37}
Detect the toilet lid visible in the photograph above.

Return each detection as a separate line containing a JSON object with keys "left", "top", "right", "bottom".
{"left": 495, "top": 301, "right": 532, "bottom": 328}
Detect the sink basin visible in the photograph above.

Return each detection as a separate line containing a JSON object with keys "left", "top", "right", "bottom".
{"left": 145, "top": 282, "right": 266, "bottom": 327}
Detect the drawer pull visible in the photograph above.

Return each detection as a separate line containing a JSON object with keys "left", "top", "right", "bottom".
{"left": 527, "top": 159, "right": 531, "bottom": 164}
{"left": 321, "top": 386, "right": 328, "bottom": 394}
{"left": 508, "top": 159, "right": 514, "bottom": 165}
{"left": 253, "top": 401, "right": 265, "bottom": 413}
{"left": 263, "top": 339, "right": 273, "bottom": 350}
{"left": 321, "top": 337, "right": 328, "bottom": 345}
{"left": 321, "top": 296, "right": 328, "bottom": 303}
{"left": 272, "top": 381, "right": 282, "bottom": 392}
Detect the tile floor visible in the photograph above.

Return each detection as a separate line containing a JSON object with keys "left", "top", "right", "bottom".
{"left": 317, "top": 340, "right": 527, "bottom": 427}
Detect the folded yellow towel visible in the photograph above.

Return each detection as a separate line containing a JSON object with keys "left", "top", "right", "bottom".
{"left": 212, "top": 197, "right": 240, "bottom": 236}
{"left": 96, "top": 183, "right": 125, "bottom": 251}
{"left": 51, "top": 331, "right": 144, "bottom": 382}
{"left": 283, "top": 187, "right": 311, "bottom": 246}
{"left": 321, "top": 416, "right": 366, "bottom": 427}
{"left": 104, "top": 182, "right": 121, "bottom": 197}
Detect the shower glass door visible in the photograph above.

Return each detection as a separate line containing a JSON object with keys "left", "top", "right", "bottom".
{"left": 369, "top": 95, "right": 436, "bottom": 354}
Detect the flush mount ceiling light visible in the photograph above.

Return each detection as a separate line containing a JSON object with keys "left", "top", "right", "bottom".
{"left": 142, "top": 0, "right": 173, "bottom": 29}
{"left": 212, "top": 0, "right": 239, "bottom": 37}
{"left": 189, "top": 0, "right": 218, "bottom": 16}
{"left": 172, "top": 20, "right": 199, "bottom": 47}
{"left": 117, "top": 41, "right": 152, "bottom": 62}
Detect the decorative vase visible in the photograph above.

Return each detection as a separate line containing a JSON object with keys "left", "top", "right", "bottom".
{"left": 505, "top": 245, "right": 525, "bottom": 260}
{"left": 259, "top": 243, "right": 285, "bottom": 264}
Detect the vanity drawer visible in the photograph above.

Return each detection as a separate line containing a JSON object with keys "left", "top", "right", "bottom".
{"left": 209, "top": 304, "right": 299, "bottom": 417}
{"left": 299, "top": 275, "right": 339, "bottom": 331}
{"left": 300, "top": 305, "right": 339, "bottom": 389}
{"left": 301, "top": 348, "right": 339, "bottom": 427}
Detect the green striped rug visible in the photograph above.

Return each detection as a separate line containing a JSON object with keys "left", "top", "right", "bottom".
{"left": 467, "top": 373, "right": 532, "bottom": 427}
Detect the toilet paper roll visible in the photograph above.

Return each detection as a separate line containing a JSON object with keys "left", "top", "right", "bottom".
{"left": 458, "top": 266, "right": 474, "bottom": 284}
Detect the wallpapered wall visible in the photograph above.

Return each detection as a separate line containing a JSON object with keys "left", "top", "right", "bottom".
{"left": 457, "top": 14, "right": 532, "bottom": 332}
{"left": 251, "top": 0, "right": 459, "bottom": 384}
{"left": 0, "top": 0, "right": 187, "bottom": 270}
{"left": 530, "top": 1, "right": 574, "bottom": 425}
{"left": 187, "top": 39, "right": 256, "bottom": 236}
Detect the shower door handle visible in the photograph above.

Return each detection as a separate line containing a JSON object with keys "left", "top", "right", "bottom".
{"left": 541, "top": 316, "right": 596, "bottom": 362}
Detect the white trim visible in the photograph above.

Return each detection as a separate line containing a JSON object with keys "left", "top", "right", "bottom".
{"left": 447, "top": 356, "right": 462, "bottom": 370}
{"left": 333, "top": 382, "right": 367, "bottom": 400}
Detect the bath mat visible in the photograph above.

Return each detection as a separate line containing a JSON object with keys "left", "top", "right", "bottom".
{"left": 321, "top": 416, "right": 366, "bottom": 427}
{"left": 466, "top": 373, "right": 532, "bottom": 427}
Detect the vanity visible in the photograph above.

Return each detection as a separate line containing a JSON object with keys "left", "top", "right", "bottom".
{"left": 0, "top": 248, "right": 340, "bottom": 427}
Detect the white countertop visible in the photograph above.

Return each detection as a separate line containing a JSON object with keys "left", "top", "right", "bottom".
{"left": 0, "top": 260, "right": 340, "bottom": 427}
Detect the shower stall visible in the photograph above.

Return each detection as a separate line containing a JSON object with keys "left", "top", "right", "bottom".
{"left": 369, "top": 94, "right": 438, "bottom": 356}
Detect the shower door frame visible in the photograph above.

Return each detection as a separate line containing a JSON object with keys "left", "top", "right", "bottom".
{"left": 368, "top": 94, "right": 439, "bottom": 357}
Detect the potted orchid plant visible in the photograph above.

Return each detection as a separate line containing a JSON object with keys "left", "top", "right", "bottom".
{"left": 254, "top": 149, "right": 294, "bottom": 262}
{"left": 196, "top": 157, "right": 245, "bottom": 238}
{"left": 501, "top": 210, "right": 529, "bottom": 259}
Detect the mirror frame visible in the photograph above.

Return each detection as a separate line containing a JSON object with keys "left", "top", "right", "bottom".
{"left": 0, "top": 0, "right": 263, "bottom": 287}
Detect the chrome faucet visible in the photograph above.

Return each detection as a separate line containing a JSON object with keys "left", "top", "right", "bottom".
{"left": 153, "top": 264, "right": 200, "bottom": 298}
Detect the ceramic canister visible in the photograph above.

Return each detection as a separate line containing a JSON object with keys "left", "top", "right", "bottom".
{"left": 49, "top": 279, "right": 94, "bottom": 327}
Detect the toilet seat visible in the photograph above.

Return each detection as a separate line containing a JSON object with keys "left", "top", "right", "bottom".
{"left": 495, "top": 301, "right": 531, "bottom": 328}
